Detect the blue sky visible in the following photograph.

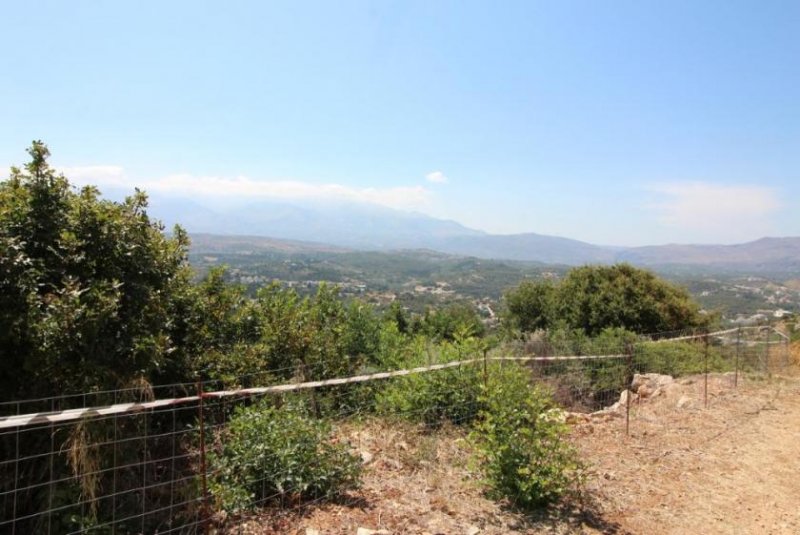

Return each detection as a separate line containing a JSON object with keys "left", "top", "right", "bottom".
{"left": 1, "top": 0, "right": 798, "bottom": 245}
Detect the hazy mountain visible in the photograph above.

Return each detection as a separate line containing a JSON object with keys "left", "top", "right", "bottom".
{"left": 189, "top": 233, "right": 350, "bottom": 255}
{"left": 430, "top": 233, "right": 616, "bottom": 265}
{"left": 617, "top": 237, "right": 800, "bottom": 272}
{"left": 147, "top": 196, "right": 484, "bottom": 249}
{"left": 147, "top": 196, "right": 800, "bottom": 272}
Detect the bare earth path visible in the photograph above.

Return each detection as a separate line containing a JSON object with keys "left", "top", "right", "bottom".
{"left": 576, "top": 373, "right": 800, "bottom": 534}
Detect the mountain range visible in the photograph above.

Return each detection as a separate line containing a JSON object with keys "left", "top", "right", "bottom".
{"left": 146, "top": 196, "right": 800, "bottom": 273}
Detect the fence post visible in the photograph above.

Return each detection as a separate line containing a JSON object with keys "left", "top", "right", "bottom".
{"left": 196, "top": 381, "right": 210, "bottom": 535}
{"left": 483, "top": 348, "right": 488, "bottom": 389}
{"left": 703, "top": 331, "right": 709, "bottom": 409}
{"left": 765, "top": 319, "right": 772, "bottom": 379}
{"left": 734, "top": 326, "right": 741, "bottom": 388}
{"left": 625, "top": 342, "right": 633, "bottom": 437}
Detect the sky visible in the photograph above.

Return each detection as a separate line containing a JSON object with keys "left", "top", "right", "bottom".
{"left": 1, "top": 0, "right": 798, "bottom": 246}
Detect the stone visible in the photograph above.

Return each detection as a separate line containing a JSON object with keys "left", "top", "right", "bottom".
{"left": 356, "top": 529, "right": 390, "bottom": 535}
{"left": 631, "top": 373, "right": 674, "bottom": 393}
{"left": 360, "top": 450, "right": 374, "bottom": 465}
{"left": 466, "top": 526, "right": 481, "bottom": 535}
{"left": 306, "top": 529, "right": 320, "bottom": 535}
{"left": 606, "top": 389, "right": 638, "bottom": 412}
{"left": 677, "top": 395, "right": 694, "bottom": 409}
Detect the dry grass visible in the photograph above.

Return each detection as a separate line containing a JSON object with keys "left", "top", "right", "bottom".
{"left": 65, "top": 419, "right": 101, "bottom": 516}
{"left": 224, "top": 369, "right": 800, "bottom": 534}
{"left": 227, "top": 418, "right": 618, "bottom": 534}
{"left": 573, "top": 372, "right": 800, "bottom": 534}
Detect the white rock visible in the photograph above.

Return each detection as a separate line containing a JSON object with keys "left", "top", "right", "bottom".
{"left": 677, "top": 395, "right": 694, "bottom": 409}
{"left": 467, "top": 526, "right": 481, "bottom": 535}
{"left": 356, "top": 529, "right": 390, "bottom": 535}
{"left": 631, "top": 373, "right": 674, "bottom": 393}
{"left": 306, "top": 529, "right": 320, "bottom": 535}
{"left": 606, "top": 389, "right": 638, "bottom": 412}
{"left": 360, "top": 450, "right": 374, "bottom": 465}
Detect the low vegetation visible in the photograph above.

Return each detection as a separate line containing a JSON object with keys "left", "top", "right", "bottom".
{"left": 0, "top": 143, "right": 746, "bottom": 530}
{"left": 208, "top": 402, "right": 362, "bottom": 512}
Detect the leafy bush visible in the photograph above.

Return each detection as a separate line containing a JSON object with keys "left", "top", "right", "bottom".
{"left": 374, "top": 336, "right": 487, "bottom": 427}
{"left": 634, "top": 340, "right": 729, "bottom": 377}
{"left": 471, "top": 364, "right": 582, "bottom": 509}
{"left": 375, "top": 364, "right": 484, "bottom": 427}
{"left": 208, "top": 402, "right": 361, "bottom": 512}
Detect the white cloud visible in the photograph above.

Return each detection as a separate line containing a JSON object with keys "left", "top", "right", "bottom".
{"left": 425, "top": 171, "right": 448, "bottom": 184}
{"left": 60, "top": 166, "right": 432, "bottom": 210}
{"left": 647, "top": 181, "right": 780, "bottom": 240}
{"left": 59, "top": 165, "right": 126, "bottom": 184}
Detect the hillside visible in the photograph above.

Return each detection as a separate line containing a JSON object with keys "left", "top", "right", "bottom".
{"left": 188, "top": 234, "right": 800, "bottom": 318}
{"left": 617, "top": 237, "right": 800, "bottom": 272}
{"left": 157, "top": 199, "right": 800, "bottom": 272}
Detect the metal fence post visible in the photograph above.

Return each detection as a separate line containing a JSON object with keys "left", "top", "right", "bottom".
{"left": 483, "top": 348, "right": 488, "bottom": 389}
{"left": 625, "top": 342, "right": 633, "bottom": 437}
{"left": 196, "top": 381, "right": 210, "bottom": 535}
{"left": 786, "top": 331, "right": 791, "bottom": 369}
{"left": 766, "top": 320, "right": 772, "bottom": 379}
{"left": 734, "top": 326, "right": 741, "bottom": 388}
{"left": 703, "top": 332, "right": 709, "bottom": 409}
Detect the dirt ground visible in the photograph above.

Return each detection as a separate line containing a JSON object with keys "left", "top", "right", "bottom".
{"left": 575, "top": 372, "right": 800, "bottom": 535}
{"left": 230, "top": 369, "right": 800, "bottom": 534}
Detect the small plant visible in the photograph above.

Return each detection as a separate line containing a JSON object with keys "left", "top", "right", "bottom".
{"left": 471, "top": 364, "right": 582, "bottom": 510}
{"left": 208, "top": 401, "right": 361, "bottom": 512}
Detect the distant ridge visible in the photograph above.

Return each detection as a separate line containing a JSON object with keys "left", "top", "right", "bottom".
{"left": 147, "top": 197, "right": 800, "bottom": 273}
{"left": 616, "top": 237, "right": 800, "bottom": 272}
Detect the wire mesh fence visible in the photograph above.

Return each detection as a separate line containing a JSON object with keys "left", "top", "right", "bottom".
{"left": 0, "top": 326, "right": 793, "bottom": 534}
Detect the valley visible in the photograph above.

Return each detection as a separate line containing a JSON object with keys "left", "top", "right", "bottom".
{"left": 188, "top": 234, "right": 800, "bottom": 322}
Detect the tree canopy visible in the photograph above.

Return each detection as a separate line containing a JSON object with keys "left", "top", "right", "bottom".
{"left": 0, "top": 141, "right": 192, "bottom": 400}
{"left": 504, "top": 264, "right": 708, "bottom": 335}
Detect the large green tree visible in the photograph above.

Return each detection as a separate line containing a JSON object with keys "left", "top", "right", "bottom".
{"left": 0, "top": 142, "right": 192, "bottom": 401}
{"left": 504, "top": 264, "right": 707, "bottom": 336}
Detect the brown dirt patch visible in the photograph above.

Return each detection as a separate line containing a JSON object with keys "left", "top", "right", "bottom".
{"left": 575, "top": 373, "right": 800, "bottom": 534}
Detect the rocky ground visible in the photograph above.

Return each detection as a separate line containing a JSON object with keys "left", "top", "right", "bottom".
{"left": 226, "top": 365, "right": 800, "bottom": 534}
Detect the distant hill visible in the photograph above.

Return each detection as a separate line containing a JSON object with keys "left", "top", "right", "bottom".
{"left": 431, "top": 233, "right": 616, "bottom": 265}
{"left": 149, "top": 197, "right": 800, "bottom": 273}
{"left": 616, "top": 237, "right": 800, "bottom": 272}
{"left": 189, "top": 233, "right": 349, "bottom": 255}
{"left": 150, "top": 197, "right": 484, "bottom": 250}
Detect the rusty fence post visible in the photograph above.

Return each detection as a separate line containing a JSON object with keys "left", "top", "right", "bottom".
{"left": 765, "top": 320, "right": 772, "bottom": 380}
{"left": 196, "top": 381, "right": 210, "bottom": 535}
{"left": 625, "top": 342, "right": 633, "bottom": 437}
{"left": 483, "top": 348, "right": 488, "bottom": 389}
{"left": 703, "top": 331, "right": 709, "bottom": 409}
{"left": 734, "top": 326, "right": 741, "bottom": 388}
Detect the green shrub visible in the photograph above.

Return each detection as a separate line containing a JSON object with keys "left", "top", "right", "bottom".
{"left": 375, "top": 364, "right": 484, "bottom": 427}
{"left": 208, "top": 402, "right": 361, "bottom": 512}
{"left": 471, "top": 364, "right": 582, "bottom": 509}
{"left": 635, "top": 340, "right": 729, "bottom": 377}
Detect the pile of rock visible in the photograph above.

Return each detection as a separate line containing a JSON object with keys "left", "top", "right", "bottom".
{"left": 630, "top": 373, "right": 675, "bottom": 399}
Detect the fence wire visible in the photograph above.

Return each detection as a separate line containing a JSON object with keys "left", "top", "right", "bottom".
{"left": 0, "top": 326, "right": 793, "bottom": 534}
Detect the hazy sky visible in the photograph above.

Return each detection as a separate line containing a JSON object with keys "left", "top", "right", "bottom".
{"left": 1, "top": 0, "right": 798, "bottom": 246}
